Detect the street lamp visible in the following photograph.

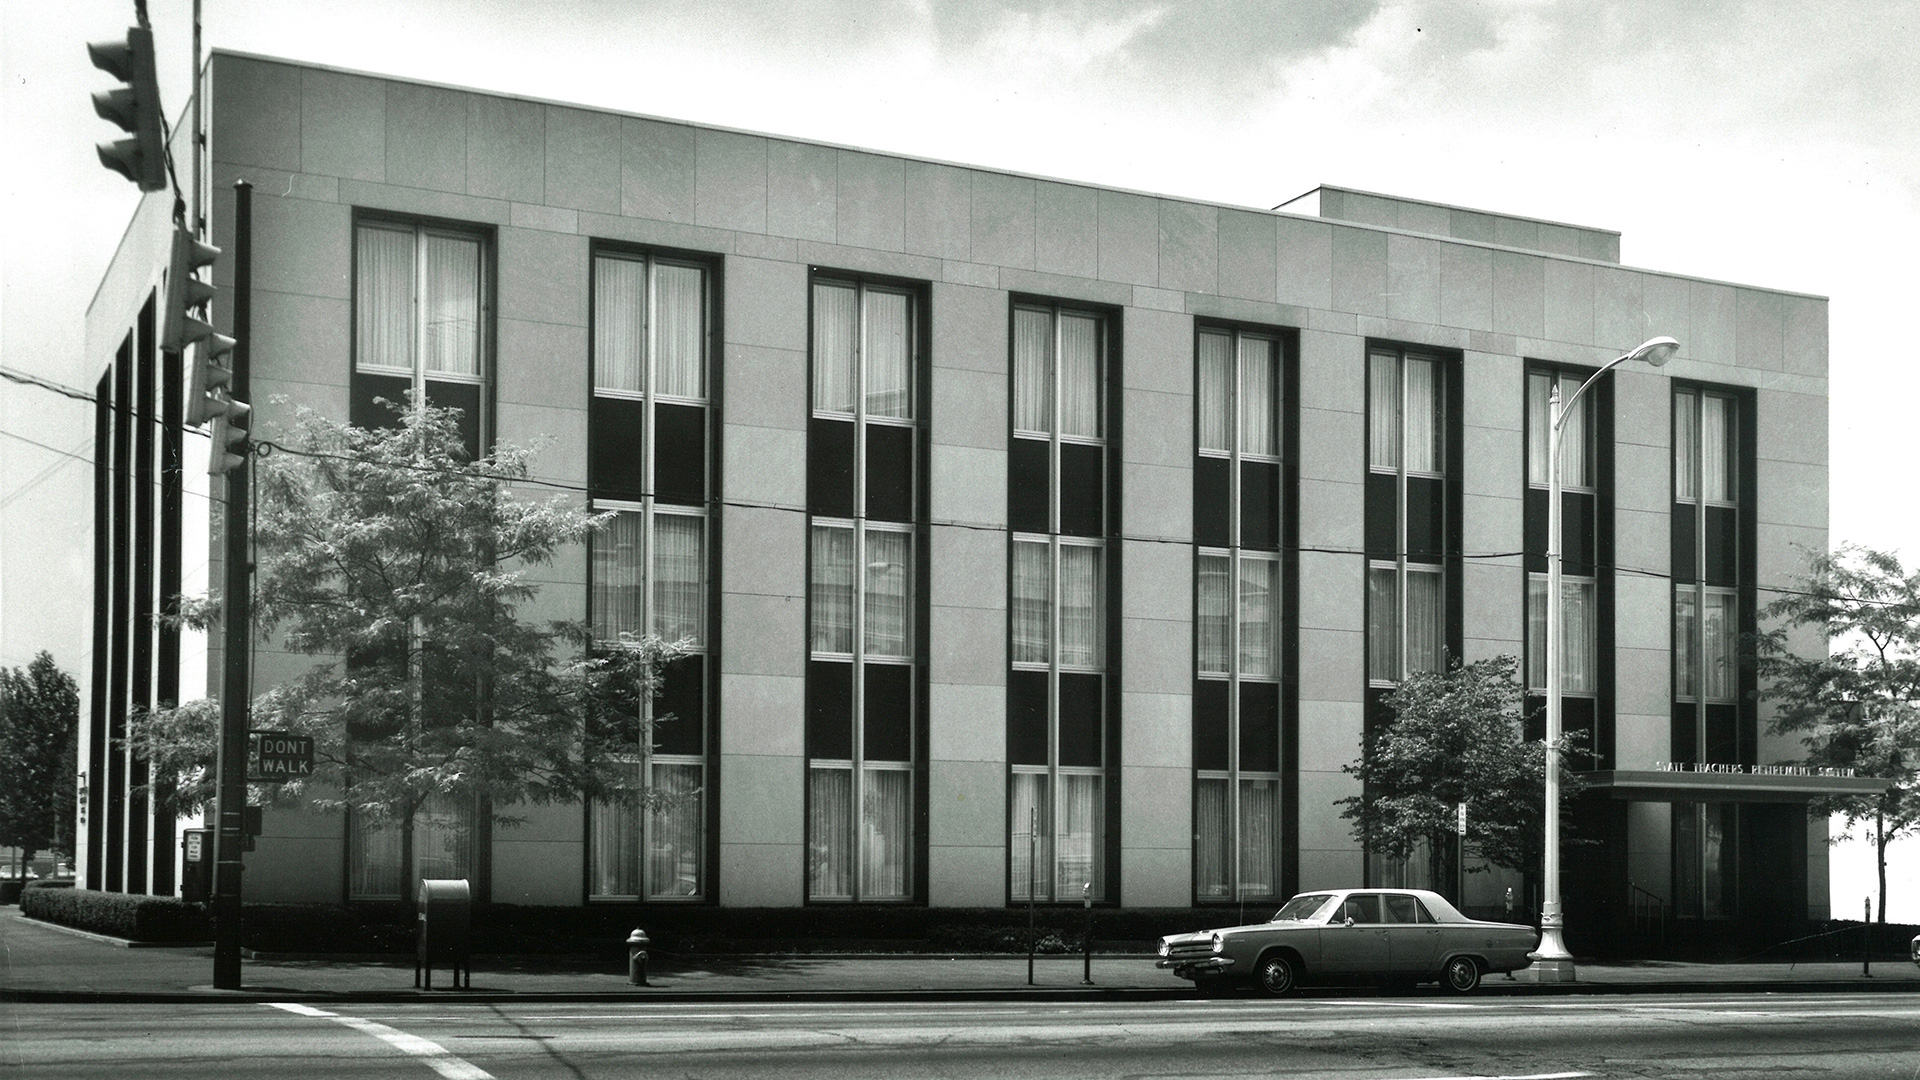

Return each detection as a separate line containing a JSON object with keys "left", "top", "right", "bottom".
{"left": 1531, "top": 334, "right": 1679, "bottom": 982}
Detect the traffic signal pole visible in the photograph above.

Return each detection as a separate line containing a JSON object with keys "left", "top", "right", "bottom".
{"left": 211, "top": 180, "right": 252, "bottom": 989}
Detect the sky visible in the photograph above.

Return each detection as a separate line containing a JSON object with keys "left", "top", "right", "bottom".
{"left": 3, "top": 0, "right": 1917, "bottom": 916}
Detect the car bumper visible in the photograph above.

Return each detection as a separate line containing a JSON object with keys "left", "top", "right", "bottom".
{"left": 1158, "top": 957, "right": 1236, "bottom": 977}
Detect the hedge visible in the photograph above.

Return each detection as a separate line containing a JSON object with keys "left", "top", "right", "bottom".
{"left": 21, "top": 883, "right": 209, "bottom": 942}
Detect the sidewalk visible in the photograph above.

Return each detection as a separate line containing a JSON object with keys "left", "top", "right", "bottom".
{"left": 5, "top": 908, "right": 1917, "bottom": 1004}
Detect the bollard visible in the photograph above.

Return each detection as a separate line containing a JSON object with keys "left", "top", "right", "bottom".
{"left": 628, "top": 928, "right": 650, "bottom": 986}
{"left": 1863, "top": 898, "right": 1872, "bottom": 978}
{"left": 1082, "top": 881, "right": 1094, "bottom": 985}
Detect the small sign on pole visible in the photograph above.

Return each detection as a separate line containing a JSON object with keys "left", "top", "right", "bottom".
{"left": 1456, "top": 802, "right": 1468, "bottom": 836}
{"left": 248, "top": 731, "right": 314, "bottom": 782}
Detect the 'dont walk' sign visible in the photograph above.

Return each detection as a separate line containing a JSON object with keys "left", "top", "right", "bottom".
{"left": 248, "top": 731, "right": 314, "bottom": 782}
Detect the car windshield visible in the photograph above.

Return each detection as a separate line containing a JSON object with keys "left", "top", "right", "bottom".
{"left": 1270, "top": 893, "right": 1336, "bottom": 922}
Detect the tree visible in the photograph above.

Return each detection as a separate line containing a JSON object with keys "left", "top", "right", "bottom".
{"left": 0, "top": 651, "right": 81, "bottom": 870}
{"left": 1341, "top": 654, "right": 1580, "bottom": 896}
{"left": 1755, "top": 544, "right": 1920, "bottom": 923}
{"left": 138, "top": 402, "right": 688, "bottom": 840}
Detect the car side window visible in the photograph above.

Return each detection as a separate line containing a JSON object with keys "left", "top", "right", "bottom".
{"left": 1413, "top": 897, "right": 1437, "bottom": 923}
{"left": 1340, "top": 894, "right": 1382, "bottom": 923}
{"left": 1383, "top": 894, "right": 1421, "bottom": 923}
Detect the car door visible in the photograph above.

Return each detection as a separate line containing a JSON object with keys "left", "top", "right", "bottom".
{"left": 1383, "top": 892, "right": 1443, "bottom": 976}
{"left": 1318, "top": 893, "right": 1390, "bottom": 977}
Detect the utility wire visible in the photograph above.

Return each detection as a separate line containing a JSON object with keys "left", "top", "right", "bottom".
{"left": 247, "top": 435, "right": 1881, "bottom": 611}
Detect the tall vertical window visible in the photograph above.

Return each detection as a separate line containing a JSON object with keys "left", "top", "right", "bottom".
{"left": 807, "top": 277, "right": 921, "bottom": 902}
{"left": 1364, "top": 345, "right": 1455, "bottom": 890}
{"left": 1671, "top": 386, "right": 1748, "bottom": 920}
{"left": 352, "top": 219, "right": 490, "bottom": 458}
{"left": 1193, "top": 327, "right": 1283, "bottom": 903}
{"left": 1524, "top": 367, "right": 1606, "bottom": 766}
{"left": 347, "top": 219, "right": 491, "bottom": 899}
{"left": 1366, "top": 347, "right": 1449, "bottom": 684}
{"left": 1009, "top": 303, "right": 1109, "bottom": 903}
{"left": 586, "top": 250, "right": 711, "bottom": 901}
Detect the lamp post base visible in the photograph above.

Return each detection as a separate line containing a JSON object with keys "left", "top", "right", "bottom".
{"left": 1517, "top": 958, "right": 1578, "bottom": 983}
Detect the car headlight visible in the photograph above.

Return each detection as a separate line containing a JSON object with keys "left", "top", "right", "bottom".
{"left": 1211, "top": 932, "right": 1225, "bottom": 954}
{"left": 1158, "top": 939, "right": 1170, "bottom": 957}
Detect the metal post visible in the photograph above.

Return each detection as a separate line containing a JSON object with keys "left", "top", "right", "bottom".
{"left": 1864, "top": 897, "right": 1872, "bottom": 977}
{"left": 1027, "top": 805, "right": 1037, "bottom": 987}
{"left": 1529, "top": 381, "right": 1575, "bottom": 982}
{"left": 1082, "top": 881, "right": 1093, "bottom": 985}
{"left": 210, "top": 180, "right": 253, "bottom": 990}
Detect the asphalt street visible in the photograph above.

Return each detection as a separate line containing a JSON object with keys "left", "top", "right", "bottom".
{"left": 6, "top": 992, "right": 1919, "bottom": 1079}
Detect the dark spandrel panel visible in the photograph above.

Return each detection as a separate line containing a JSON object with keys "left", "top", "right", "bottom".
{"left": 425, "top": 379, "right": 483, "bottom": 460}
{"left": 1562, "top": 491, "right": 1597, "bottom": 576}
{"left": 654, "top": 403, "right": 707, "bottom": 507}
{"left": 1561, "top": 695, "right": 1596, "bottom": 770}
{"left": 1009, "top": 437, "right": 1050, "bottom": 534}
{"left": 1703, "top": 505, "right": 1739, "bottom": 587}
{"left": 1671, "top": 503, "right": 1697, "bottom": 585}
{"left": 1522, "top": 693, "right": 1545, "bottom": 744}
{"left": 1365, "top": 687, "right": 1395, "bottom": 742}
{"left": 1365, "top": 472, "right": 1398, "bottom": 560}
{"left": 1239, "top": 682, "right": 1280, "bottom": 772}
{"left": 1240, "top": 460, "right": 1280, "bottom": 552}
{"left": 1008, "top": 669, "right": 1048, "bottom": 765}
{"left": 653, "top": 655, "right": 705, "bottom": 755}
{"left": 1406, "top": 475, "right": 1444, "bottom": 563}
{"left": 865, "top": 423, "right": 915, "bottom": 524}
{"left": 1059, "top": 442, "right": 1104, "bottom": 538}
{"left": 1194, "top": 457, "right": 1231, "bottom": 548}
{"left": 353, "top": 372, "right": 412, "bottom": 432}
{"left": 863, "top": 663, "right": 913, "bottom": 762}
{"left": 1058, "top": 672, "right": 1103, "bottom": 767}
{"left": 809, "top": 418, "right": 855, "bottom": 519}
{"left": 1671, "top": 700, "right": 1698, "bottom": 764}
{"left": 590, "top": 395, "right": 648, "bottom": 500}
{"left": 807, "top": 659, "right": 854, "bottom": 760}
{"left": 1524, "top": 487, "right": 1548, "bottom": 574}
{"left": 1194, "top": 680, "right": 1229, "bottom": 771}
{"left": 1704, "top": 702, "right": 1739, "bottom": 765}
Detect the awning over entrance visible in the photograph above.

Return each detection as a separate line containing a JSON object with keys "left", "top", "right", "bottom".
{"left": 1580, "top": 768, "right": 1890, "bottom": 803}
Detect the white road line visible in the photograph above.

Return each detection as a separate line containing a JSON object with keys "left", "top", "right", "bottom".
{"left": 267, "top": 1002, "right": 493, "bottom": 1080}
{"left": 1386, "top": 1073, "right": 1591, "bottom": 1080}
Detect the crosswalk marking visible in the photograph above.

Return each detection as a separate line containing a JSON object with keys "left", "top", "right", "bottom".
{"left": 267, "top": 1002, "right": 493, "bottom": 1080}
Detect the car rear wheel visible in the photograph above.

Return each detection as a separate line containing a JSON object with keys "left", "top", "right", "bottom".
{"left": 1443, "top": 955, "right": 1481, "bottom": 994}
{"left": 1256, "top": 953, "right": 1299, "bottom": 997}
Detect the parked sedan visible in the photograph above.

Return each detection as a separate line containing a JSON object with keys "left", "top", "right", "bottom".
{"left": 1157, "top": 889, "right": 1539, "bottom": 995}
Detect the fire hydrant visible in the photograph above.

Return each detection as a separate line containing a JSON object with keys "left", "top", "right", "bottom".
{"left": 627, "top": 928, "right": 650, "bottom": 986}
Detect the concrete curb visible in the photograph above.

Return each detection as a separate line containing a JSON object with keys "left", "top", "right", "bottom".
{"left": 8, "top": 979, "right": 1920, "bottom": 1006}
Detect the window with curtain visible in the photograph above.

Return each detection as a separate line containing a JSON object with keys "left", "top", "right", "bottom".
{"left": 1366, "top": 346, "right": 1451, "bottom": 690}
{"left": 808, "top": 276, "right": 922, "bottom": 903}
{"left": 1672, "top": 387, "right": 1745, "bottom": 757}
{"left": 1523, "top": 364, "right": 1608, "bottom": 768}
{"left": 1010, "top": 302, "right": 1112, "bottom": 903}
{"left": 1193, "top": 325, "right": 1285, "bottom": 903}
{"left": 585, "top": 248, "right": 712, "bottom": 902}
{"left": 352, "top": 219, "right": 489, "bottom": 457}
{"left": 347, "top": 797, "right": 475, "bottom": 901}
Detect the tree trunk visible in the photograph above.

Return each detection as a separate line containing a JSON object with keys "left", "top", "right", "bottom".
{"left": 1876, "top": 811, "right": 1888, "bottom": 924}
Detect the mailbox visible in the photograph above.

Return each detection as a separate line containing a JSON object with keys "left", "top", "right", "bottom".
{"left": 414, "top": 878, "right": 472, "bottom": 990}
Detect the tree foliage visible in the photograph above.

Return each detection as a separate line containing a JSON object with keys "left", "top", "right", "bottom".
{"left": 1755, "top": 544, "right": 1920, "bottom": 922}
{"left": 137, "top": 402, "right": 688, "bottom": 826}
{"left": 1341, "top": 654, "right": 1580, "bottom": 887}
{"left": 0, "top": 651, "right": 80, "bottom": 863}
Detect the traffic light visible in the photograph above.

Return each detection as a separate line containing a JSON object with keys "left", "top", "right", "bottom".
{"left": 167, "top": 227, "right": 238, "bottom": 426}
{"left": 88, "top": 26, "right": 167, "bottom": 192}
{"left": 209, "top": 399, "right": 250, "bottom": 476}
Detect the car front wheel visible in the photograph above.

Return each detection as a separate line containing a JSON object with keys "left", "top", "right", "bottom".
{"left": 1442, "top": 956, "right": 1481, "bottom": 994}
{"left": 1256, "top": 953, "right": 1299, "bottom": 997}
